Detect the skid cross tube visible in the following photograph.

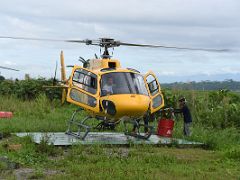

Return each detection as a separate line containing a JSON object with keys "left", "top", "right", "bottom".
{"left": 66, "top": 109, "right": 92, "bottom": 140}
{"left": 123, "top": 119, "right": 153, "bottom": 140}
{"left": 94, "top": 121, "right": 116, "bottom": 131}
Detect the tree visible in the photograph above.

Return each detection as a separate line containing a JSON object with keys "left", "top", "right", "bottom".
{"left": 0, "top": 75, "right": 5, "bottom": 81}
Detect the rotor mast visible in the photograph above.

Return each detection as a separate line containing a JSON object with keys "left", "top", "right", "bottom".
{"left": 98, "top": 38, "right": 120, "bottom": 59}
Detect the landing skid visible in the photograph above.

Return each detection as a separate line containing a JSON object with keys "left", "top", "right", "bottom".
{"left": 66, "top": 109, "right": 153, "bottom": 140}
{"left": 66, "top": 109, "right": 117, "bottom": 140}
{"left": 66, "top": 109, "right": 91, "bottom": 140}
{"left": 123, "top": 119, "right": 153, "bottom": 140}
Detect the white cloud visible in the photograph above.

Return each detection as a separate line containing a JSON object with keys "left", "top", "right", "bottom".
{"left": 3, "top": 60, "right": 17, "bottom": 66}
{"left": 0, "top": 0, "right": 240, "bottom": 81}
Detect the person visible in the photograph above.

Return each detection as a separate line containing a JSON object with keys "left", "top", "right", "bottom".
{"left": 174, "top": 97, "right": 192, "bottom": 136}
{"left": 102, "top": 77, "right": 114, "bottom": 95}
{"left": 132, "top": 112, "right": 151, "bottom": 137}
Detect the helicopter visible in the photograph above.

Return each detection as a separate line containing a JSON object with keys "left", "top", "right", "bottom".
{"left": 0, "top": 36, "right": 227, "bottom": 140}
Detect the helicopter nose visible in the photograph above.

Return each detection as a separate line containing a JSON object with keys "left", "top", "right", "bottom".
{"left": 101, "top": 94, "right": 150, "bottom": 118}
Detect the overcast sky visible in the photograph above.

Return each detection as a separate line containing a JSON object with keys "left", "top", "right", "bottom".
{"left": 0, "top": 0, "right": 240, "bottom": 82}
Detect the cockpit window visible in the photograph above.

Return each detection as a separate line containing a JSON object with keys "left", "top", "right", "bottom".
{"left": 101, "top": 72, "right": 148, "bottom": 96}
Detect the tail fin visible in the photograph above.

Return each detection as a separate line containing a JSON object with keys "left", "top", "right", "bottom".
{"left": 60, "top": 51, "right": 67, "bottom": 82}
{"left": 43, "top": 51, "right": 68, "bottom": 104}
{"left": 60, "top": 51, "right": 67, "bottom": 104}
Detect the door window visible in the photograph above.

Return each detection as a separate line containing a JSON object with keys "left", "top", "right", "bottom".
{"left": 72, "top": 68, "right": 97, "bottom": 94}
{"left": 69, "top": 88, "right": 97, "bottom": 107}
{"left": 146, "top": 75, "right": 159, "bottom": 96}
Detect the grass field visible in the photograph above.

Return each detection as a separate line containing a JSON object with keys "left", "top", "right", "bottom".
{"left": 0, "top": 94, "right": 240, "bottom": 179}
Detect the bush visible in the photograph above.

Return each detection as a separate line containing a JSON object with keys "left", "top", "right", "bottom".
{"left": 163, "top": 88, "right": 240, "bottom": 129}
{"left": 0, "top": 78, "right": 61, "bottom": 101}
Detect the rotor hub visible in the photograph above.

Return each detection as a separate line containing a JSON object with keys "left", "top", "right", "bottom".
{"left": 97, "top": 38, "right": 120, "bottom": 58}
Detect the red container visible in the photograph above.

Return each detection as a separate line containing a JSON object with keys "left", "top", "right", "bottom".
{"left": 157, "top": 118, "right": 174, "bottom": 137}
{"left": 0, "top": 111, "right": 13, "bottom": 118}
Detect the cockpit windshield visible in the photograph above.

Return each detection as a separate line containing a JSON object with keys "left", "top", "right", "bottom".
{"left": 101, "top": 72, "right": 148, "bottom": 96}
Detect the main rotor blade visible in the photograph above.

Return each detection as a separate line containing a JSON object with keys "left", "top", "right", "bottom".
{"left": 0, "top": 36, "right": 86, "bottom": 44}
{"left": 0, "top": 36, "right": 229, "bottom": 52}
{"left": 119, "top": 42, "right": 228, "bottom": 52}
{"left": 0, "top": 66, "right": 19, "bottom": 71}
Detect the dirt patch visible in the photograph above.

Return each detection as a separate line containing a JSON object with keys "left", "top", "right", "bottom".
{"left": 0, "top": 156, "right": 20, "bottom": 170}
{"left": 15, "top": 168, "right": 62, "bottom": 179}
{"left": 105, "top": 148, "right": 130, "bottom": 158}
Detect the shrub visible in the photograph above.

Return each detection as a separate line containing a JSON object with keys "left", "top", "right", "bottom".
{"left": 0, "top": 78, "right": 61, "bottom": 101}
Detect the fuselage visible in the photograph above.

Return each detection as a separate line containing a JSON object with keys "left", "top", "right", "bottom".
{"left": 66, "top": 58, "right": 164, "bottom": 121}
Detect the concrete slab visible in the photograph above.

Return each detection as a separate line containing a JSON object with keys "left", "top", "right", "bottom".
{"left": 15, "top": 132, "right": 203, "bottom": 146}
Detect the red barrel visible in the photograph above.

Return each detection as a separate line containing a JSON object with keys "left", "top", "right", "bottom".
{"left": 0, "top": 112, "right": 13, "bottom": 118}
{"left": 157, "top": 118, "right": 174, "bottom": 137}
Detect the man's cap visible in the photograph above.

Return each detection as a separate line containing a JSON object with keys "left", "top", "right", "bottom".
{"left": 179, "top": 97, "right": 187, "bottom": 102}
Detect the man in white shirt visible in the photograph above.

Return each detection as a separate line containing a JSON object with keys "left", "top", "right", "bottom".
{"left": 102, "top": 77, "right": 114, "bottom": 95}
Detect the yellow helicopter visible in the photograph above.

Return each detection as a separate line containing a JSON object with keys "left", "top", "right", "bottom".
{"left": 0, "top": 36, "right": 226, "bottom": 139}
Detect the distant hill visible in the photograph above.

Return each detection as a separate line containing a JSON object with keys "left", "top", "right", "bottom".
{"left": 157, "top": 73, "right": 240, "bottom": 83}
{"left": 161, "top": 79, "right": 240, "bottom": 91}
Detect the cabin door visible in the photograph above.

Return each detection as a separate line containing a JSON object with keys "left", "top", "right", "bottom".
{"left": 144, "top": 72, "right": 164, "bottom": 113}
{"left": 67, "top": 67, "right": 100, "bottom": 113}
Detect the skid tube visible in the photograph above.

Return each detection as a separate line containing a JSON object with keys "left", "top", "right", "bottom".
{"left": 66, "top": 109, "right": 117, "bottom": 140}
{"left": 123, "top": 119, "right": 154, "bottom": 140}
{"left": 66, "top": 108, "right": 92, "bottom": 140}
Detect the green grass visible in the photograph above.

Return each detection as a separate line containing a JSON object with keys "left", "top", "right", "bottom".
{"left": 0, "top": 94, "right": 240, "bottom": 179}
{"left": 0, "top": 139, "right": 239, "bottom": 179}
{"left": 52, "top": 146, "right": 239, "bottom": 179}
{"left": 0, "top": 95, "right": 76, "bottom": 132}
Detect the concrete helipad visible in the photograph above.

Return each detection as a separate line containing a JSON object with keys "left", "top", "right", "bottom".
{"left": 15, "top": 132, "right": 203, "bottom": 146}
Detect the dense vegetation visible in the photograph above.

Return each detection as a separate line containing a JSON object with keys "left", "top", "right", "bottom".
{"left": 0, "top": 78, "right": 239, "bottom": 179}
{"left": 163, "top": 88, "right": 240, "bottom": 150}
{"left": 162, "top": 79, "right": 240, "bottom": 91}
{"left": 0, "top": 78, "right": 61, "bottom": 100}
